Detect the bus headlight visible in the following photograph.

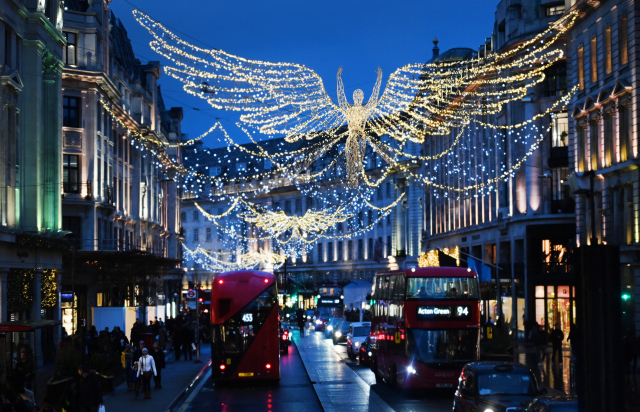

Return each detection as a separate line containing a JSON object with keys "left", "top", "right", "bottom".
{"left": 407, "top": 365, "right": 417, "bottom": 374}
{"left": 327, "top": 325, "right": 333, "bottom": 331}
{"left": 315, "top": 320, "right": 322, "bottom": 325}
{"left": 335, "top": 331, "right": 342, "bottom": 338}
{"left": 368, "top": 352, "right": 372, "bottom": 356}
{"left": 354, "top": 341, "right": 360, "bottom": 347}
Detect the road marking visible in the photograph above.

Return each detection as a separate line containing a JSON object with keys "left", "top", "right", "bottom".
{"left": 177, "top": 369, "right": 212, "bottom": 412}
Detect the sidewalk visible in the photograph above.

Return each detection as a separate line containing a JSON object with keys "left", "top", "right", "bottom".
{"left": 292, "top": 329, "right": 393, "bottom": 412}
{"left": 102, "top": 344, "right": 211, "bottom": 412}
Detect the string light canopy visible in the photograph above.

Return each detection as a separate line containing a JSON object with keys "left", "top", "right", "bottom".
{"left": 183, "top": 245, "right": 285, "bottom": 271}
{"left": 133, "top": 9, "right": 579, "bottom": 189}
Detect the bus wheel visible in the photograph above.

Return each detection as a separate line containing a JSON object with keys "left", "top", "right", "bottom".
{"left": 372, "top": 358, "right": 381, "bottom": 383}
{"left": 390, "top": 365, "right": 398, "bottom": 387}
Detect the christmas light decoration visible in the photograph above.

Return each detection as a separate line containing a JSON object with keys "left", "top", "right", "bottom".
{"left": 133, "top": 9, "right": 579, "bottom": 189}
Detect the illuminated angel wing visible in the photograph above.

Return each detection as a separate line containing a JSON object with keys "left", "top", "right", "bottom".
{"left": 370, "top": 11, "right": 576, "bottom": 144}
{"left": 134, "top": 10, "right": 344, "bottom": 142}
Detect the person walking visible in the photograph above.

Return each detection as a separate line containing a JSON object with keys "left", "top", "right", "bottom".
{"left": 132, "top": 340, "right": 144, "bottom": 363}
{"left": 123, "top": 344, "right": 133, "bottom": 391}
{"left": 76, "top": 366, "right": 103, "bottom": 412}
{"left": 181, "top": 323, "right": 193, "bottom": 361}
{"left": 538, "top": 323, "right": 548, "bottom": 361}
{"left": 296, "top": 309, "right": 306, "bottom": 338}
{"left": 150, "top": 342, "right": 165, "bottom": 389}
{"left": 550, "top": 323, "right": 565, "bottom": 365}
{"left": 137, "top": 348, "right": 157, "bottom": 399}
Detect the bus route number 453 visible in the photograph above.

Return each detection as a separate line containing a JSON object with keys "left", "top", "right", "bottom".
{"left": 242, "top": 313, "right": 253, "bottom": 323}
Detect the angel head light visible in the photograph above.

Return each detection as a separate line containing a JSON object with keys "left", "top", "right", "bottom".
{"left": 353, "top": 89, "right": 364, "bottom": 105}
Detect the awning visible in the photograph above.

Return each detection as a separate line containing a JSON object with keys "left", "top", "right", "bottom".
{"left": 0, "top": 320, "right": 62, "bottom": 333}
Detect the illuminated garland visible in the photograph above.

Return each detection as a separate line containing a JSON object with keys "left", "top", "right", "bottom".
{"left": 41, "top": 269, "right": 58, "bottom": 308}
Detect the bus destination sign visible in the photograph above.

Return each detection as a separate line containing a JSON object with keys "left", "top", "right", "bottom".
{"left": 319, "top": 298, "right": 341, "bottom": 305}
{"left": 416, "top": 305, "right": 472, "bottom": 321}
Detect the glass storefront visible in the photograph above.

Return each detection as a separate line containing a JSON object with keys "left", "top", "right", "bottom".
{"left": 535, "top": 284, "right": 575, "bottom": 342}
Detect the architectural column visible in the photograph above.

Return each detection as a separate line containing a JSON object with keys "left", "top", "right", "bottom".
{"left": 42, "top": 50, "right": 62, "bottom": 231}
{"left": 0, "top": 268, "right": 8, "bottom": 322}
{"left": 31, "top": 269, "right": 43, "bottom": 368}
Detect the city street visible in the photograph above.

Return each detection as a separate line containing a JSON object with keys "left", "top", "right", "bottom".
{"left": 181, "top": 336, "right": 322, "bottom": 412}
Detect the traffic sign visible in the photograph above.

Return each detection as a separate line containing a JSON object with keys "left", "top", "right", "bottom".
{"left": 186, "top": 290, "right": 196, "bottom": 299}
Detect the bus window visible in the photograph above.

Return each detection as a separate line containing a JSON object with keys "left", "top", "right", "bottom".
{"left": 375, "top": 276, "right": 383, "bottom": 299}
{"left": 389, "top": 276, "right": 396, "bottom": 301}
{"left": 394, "top": 275, "right": 405, "bottom": 300}
{"left": 406, "top": 277, "right": 479, "bottom": 299}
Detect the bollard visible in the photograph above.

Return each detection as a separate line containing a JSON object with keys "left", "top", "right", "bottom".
{"left": 569, "top": 357, "right": 576, "bottom": 396}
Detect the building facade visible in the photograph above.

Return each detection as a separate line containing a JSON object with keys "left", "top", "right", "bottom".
{"left": 0, "top": 0, "right": 66, "bottom": 368}
{"left": 423, "top": 0, "right": 575, "bottom": 339}
{"left": 60, "top": 0, "right": 184, "bottom": 333}
{"left": 566, "top": 0, "right": 640, "bottom": 335}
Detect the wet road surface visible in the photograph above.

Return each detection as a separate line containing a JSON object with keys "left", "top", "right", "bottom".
{"left": 183, "top": 340, "right": 322, "bottom": 412}
{"left": 310, "top": 330, "right": 454, "bottom": 412}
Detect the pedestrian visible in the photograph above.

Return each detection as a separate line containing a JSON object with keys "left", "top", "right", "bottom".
{"left": 181, "top": 324, "right": 193, "bottom": 361}
{"left": 137, "top": 348, "right": 157, "bottom": 400}
{"left": 296, "top": 309, "right": 305, "bottom": 337}
{"left": 150, "top": 342, "right": 165, "bottom": 389}
{"left": 133, "top": 340, "right": 144, "bottom": 363}
{"left": 123, "top": 344, "right": 133, "bottom": 391}
{"left": 538, "top": 323, "right": 548, "bottom": 361}
{"left": 76, "top": 366, "right": 103, "bottom": 412}
{"left": 550, "top": 322, "right": 564, "bottom": 365}
{"left": 60, "top": 379, "right": 77, "bottom": 412}
{"left": 173, "top": 326, "right": 182, "bottom": 362}
{"left": 129, "top": 361, "right": 141, "bottom": 398}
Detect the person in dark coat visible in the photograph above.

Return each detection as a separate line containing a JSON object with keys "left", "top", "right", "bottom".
{"left": 173, "top": 326, "right": 182, "bottom": 362}
{"left": 76, "top": 366, "right": 103, "bottom": 412}
{"left": 150, "top": 342, "right": 166, "bottom": 389}
{"left": 181, "top": 324, "right": 194, "bottom": 361}
{"left": 132, "top": 340, "right": 145, "bottom": 363}
{"left": 550, "top": 323, "right": 565, "bottom": 364}
{"left": 296, "top": 309, "right": 306, "bottom": 337}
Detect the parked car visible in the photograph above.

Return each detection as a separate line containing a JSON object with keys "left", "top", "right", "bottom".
{"left": 453, "top": 362, "right": 547, "bottom": 412}
{"left": 324, "top": 318, "right": 343, "bottom": 338}
{"left": 527, "top": 395, "right": 578, "bottom": 412}
{"left": 346, "top": 322, "right": 371, "bottom": 359}
{"left": 332, "top": 321, "right": 352, "bottom": 345}
{"left": 358, "top": 336, "right": 372, "bottom": 365}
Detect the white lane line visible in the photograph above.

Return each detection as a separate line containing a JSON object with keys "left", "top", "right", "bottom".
{"left": 177, "top": 369, "right": 213, "bottom": 412}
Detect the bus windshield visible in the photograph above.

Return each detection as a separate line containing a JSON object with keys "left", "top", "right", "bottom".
{"left": 318, "top": 286, "right": 342, "bottom": 296}
{"left": 407, "top": 329, "right": 479, "bottom": 364}
{"left": 406, "top": 277, "right": 479, "bottom": 299}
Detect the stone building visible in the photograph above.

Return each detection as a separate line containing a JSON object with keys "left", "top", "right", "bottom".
{"left": 565, "top": 0, "right": 640, "bottom": 335}
{"left": 423, "top": 0, "right": 575, "bottom": 339}
{"left": 0, "top": 0, "right": 66, "bottom": 368}
{"left": 60, "top": 0, "right": 184, "bottom": 333}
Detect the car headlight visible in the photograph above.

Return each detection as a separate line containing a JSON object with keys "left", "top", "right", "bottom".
{"left": 407, "top": 366, "right": 416, "bottom": 374}
{"left": 354, "top": 341, "right": 360, "bottom": 347}
{"left": 327, "top": 325, "right": 333, "bottom": 331}
{"left": 483, "top": 409, "right": 494, "bottom": 412}
{"left": 335, "top": 331, "right": 342, "bottom": 338}
{"left": 307, "top": 316, "right": 311, "bottom": 319}
{"left": 315, "top": 320, "right": 322, "bottom": 324}
{"left": 368, "top": 351, "right": 372, "bottom": 356}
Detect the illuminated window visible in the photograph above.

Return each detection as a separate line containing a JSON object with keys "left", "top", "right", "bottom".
{"left": 589, "top": 120, "right": 599, "bottom": 171}
{"left": 620, "top": 17, "right": 628, "bottom": 65}
{"left": 577, "top": 126, "right": 586, "bottom": 172}
{"left": 590, "top": 37, "right": 598, "bottom": 83}
{"left": 63, "top": 32, "right": 77, "bottom": 65}
{"left": 604, "top": 110, "right": 614, "bottom": 167}
{"left": 604, "top": 27, "right": 612, "bottom": 74}
{"left": 578, "top": 47, "right": 585, "bottom": 90}
{"left": 545, "top": 5, "right": 564, "bottom": 16}
{"left": 619, "top": 103, "right": 630, "bottom": 162}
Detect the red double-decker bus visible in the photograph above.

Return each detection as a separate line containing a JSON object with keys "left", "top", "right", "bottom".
{"left": 210, "top": 270, "right": 280, "bottom": 382}
{"left": 369, "top": 267, "right": 480, "bottom": 389}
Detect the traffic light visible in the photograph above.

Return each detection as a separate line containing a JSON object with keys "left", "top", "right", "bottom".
{"left": 622, "top": 293, "right": 631, "bottom": 301}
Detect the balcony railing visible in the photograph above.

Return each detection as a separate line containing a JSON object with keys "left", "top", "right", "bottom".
{"left": 68, "top": 237, "right": 169, "bottom": 257}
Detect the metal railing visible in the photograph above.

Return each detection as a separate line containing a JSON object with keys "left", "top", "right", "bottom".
{"left": 68, "top": 237, "right": 169, "bottom": 257}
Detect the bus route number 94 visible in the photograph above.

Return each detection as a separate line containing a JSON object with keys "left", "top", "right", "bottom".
{"left": 456, "top": 306, "right": 469, "bottom": 317}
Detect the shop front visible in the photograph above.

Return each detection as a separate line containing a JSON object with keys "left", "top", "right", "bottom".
{"left": 534, "top": 284, "right": 575, "bottom": 342}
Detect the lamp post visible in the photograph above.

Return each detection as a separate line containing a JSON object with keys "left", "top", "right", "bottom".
{"left": 192, "top": 267, "right": 203, "bottom": 363}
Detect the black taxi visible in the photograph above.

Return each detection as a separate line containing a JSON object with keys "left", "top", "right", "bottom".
{"left": 453, "top": 362, "right": 547, "bottom": 412}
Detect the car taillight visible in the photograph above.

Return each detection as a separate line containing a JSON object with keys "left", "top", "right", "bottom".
{"left": 220, "top": 364, "right": 226, "bottom": 370}
{"left": 266, "top": 363, "right": 271, "bottom": 369}
{"left": 282, "top": 334, "right": 287, "bottom": 340}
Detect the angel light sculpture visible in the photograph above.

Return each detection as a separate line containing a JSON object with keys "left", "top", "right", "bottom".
{"left": 134, "top": 9, "right": 577, "bottom": 189}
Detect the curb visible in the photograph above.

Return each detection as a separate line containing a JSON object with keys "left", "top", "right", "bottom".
{"left": 164, "top": 359, "right": 212, "bottom": 412}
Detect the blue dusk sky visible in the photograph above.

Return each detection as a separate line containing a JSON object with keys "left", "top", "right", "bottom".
{"left": 110, "top": 0, "right": 498, "bottom": 148}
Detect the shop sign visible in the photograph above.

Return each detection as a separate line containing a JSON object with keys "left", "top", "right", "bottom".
{"left": 416, "top": 305, "right": 472, "bottom": 321}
